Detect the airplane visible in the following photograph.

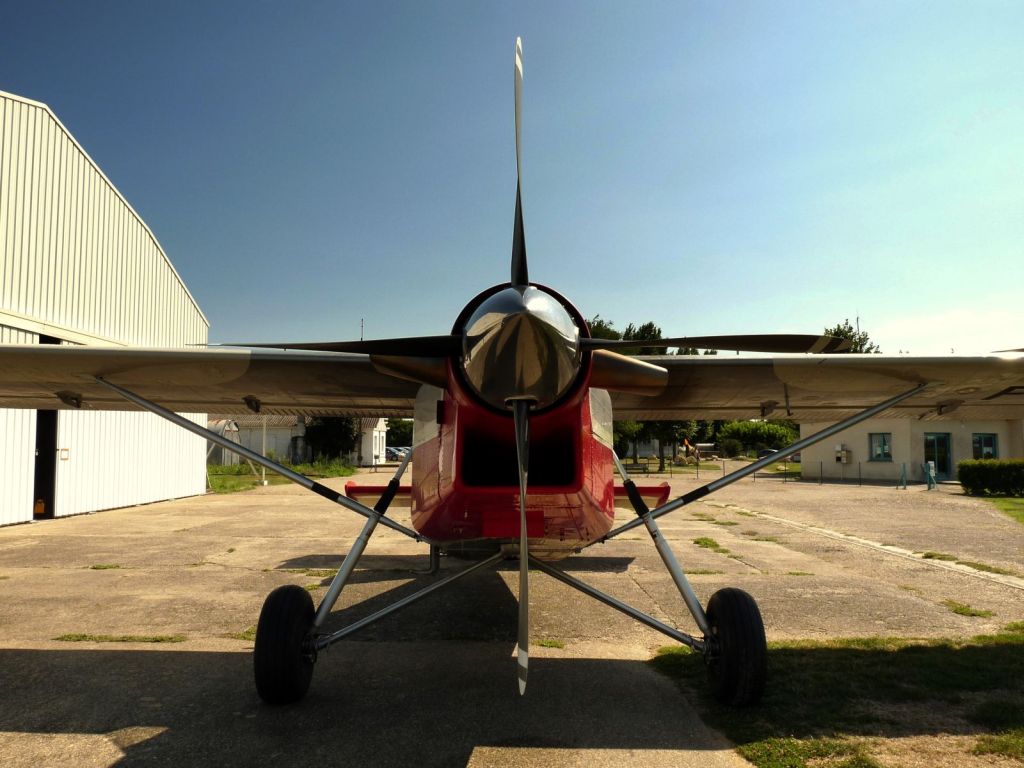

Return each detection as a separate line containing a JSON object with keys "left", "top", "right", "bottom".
{"left": 1, "top": 38, "right": 1023, "bottom": 709}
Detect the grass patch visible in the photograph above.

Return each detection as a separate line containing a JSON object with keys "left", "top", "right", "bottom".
{"left": 988, "top": 497, "right": 1024, "bottom": 525}
{"left": 223, "top": 626, "right": 257, "bottom": 642}
{"left": 55, "top": 633, "right": 186, "bottom": 643}
{"left": 785, "top": 571, "right": 813, "bottom": 577}
{"left": 973, "top": 728, "right": 1024, "bottom": 760}
{"left": 687, "top": 570, "right": 724, "bottom": 575}
{"left": 208, "top": 459, "right": 356, "bottom": 494}
{"left": 0, "top": 575, "right": 9, "bottom": 580}
{"left": 920, "top": 551, "right": 956, "bottom": 561}
{"left": 712, "top": 520, "right": 739, "bottom": 526}
{"left": 740, "top": 531, "right": 781, "bottom": 543}
{"left": 693, "top": 537, "right": 731, "bottom": 555}
{"left": 738, "top": 737, "right": 879, "bottom": 768}
{"left": 649, "top": 625, "right": 1024, "bottom": 768}
{"left": 536, "top": 638, "right": 565, "bottom": 649}
{"left": 955, "top": 559, "right": 1020, "bottom": 577}
{"left": 942, "top": 599, "right": 994, "bottom": 617}
{"left": 88, "top": 564, "right": 122, "bottom": 570}
{"left": 304, "top": 583, "right": 324, "bottom": 591}
{"left": 919, "top": 550, "right": 1020, "bottom": 577}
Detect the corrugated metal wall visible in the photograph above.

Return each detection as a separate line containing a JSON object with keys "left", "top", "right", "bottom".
{"left": 0, "top": 90, "right": 210, "bottom": 523}
{"left": 0, "top": 91, "right": 206, "bottom": 345}
{"left": 55, "top": 411, "right": 206, "bottom": 517}
{"left": 0, "top": 325, "right": 37, "bottom": 525}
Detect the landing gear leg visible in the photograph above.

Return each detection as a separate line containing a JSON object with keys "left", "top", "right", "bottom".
{"left": 612, "top": 452, "right": 766, "bottom": 706}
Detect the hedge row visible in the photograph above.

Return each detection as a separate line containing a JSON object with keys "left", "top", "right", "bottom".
{"left": 957, "top": 459, "right": 1024, "bottom": 496}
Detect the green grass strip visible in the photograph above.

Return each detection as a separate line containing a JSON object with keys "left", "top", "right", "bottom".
{"left": 54, "top": 633, "right": 186, "bottom": 643}
{"left": 649, "top": 625, "right": 1024, "bottom": 768}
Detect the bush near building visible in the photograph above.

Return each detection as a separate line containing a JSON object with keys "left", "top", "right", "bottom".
{"left": 958, "top": 459, "right": 1024, "bottom": 496}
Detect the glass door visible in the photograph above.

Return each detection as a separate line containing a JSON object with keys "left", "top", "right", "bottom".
{"left": 924, "top": 433, "right": 952, "bottom": 480}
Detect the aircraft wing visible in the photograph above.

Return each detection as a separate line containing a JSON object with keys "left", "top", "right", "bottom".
{"left": 0, "top": 345, "right": 420, "bottom": 416}
{"left": 612, "top": 354, "right": 1024, "bottom": 422}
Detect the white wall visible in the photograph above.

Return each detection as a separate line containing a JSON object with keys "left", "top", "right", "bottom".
{"left": 54, "top": 411, "right": 205, "bottom": 517}
{"left": 0, "top": 325, "right": 37, "bottom": 525}
{"left": 800, "top": 417, "right": 1021, "bottom": 483}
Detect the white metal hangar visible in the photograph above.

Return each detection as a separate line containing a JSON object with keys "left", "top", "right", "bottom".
{"left": 0, "top": 90, "right": 208, "bottom": 525}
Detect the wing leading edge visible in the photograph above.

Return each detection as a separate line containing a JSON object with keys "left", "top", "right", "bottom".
{"left": 612, "top": 354, "right": 1024, "bottom": 422}
{"left": 0, "top": 345, "right": 419, "bottom": 416}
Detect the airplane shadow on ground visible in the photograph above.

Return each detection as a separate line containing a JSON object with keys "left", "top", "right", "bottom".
{"left": 0, "top": 646, "right": 723, "bottom": 766}
{"left": 272, "top": 555, "right": 634, "bottom": 642}
{"left": 2, "top": 631, "right": 1023, "bottom": 767}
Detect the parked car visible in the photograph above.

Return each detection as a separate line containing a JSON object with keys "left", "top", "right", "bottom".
{"left": 757, "top": 448, "right": 778, "bottom": 460}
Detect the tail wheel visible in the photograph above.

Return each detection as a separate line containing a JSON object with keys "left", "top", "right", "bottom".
{"left": 254, "top": 585, "right": 316, "bottom": 705}
{"left": 704, "top": 587, "right": 767, "bottom": 706}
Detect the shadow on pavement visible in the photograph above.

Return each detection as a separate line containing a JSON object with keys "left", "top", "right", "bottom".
{"left": 0, "top": 644, "right": 722, "bottom": 767}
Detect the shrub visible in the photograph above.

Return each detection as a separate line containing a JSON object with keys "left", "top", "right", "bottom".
{"left": 958, "top": 459, "right": 1024, "bottom": 496}
{"left": 717, "top": 420, "right": 797, "bottom": 452}
{"left": 718, "top": 438, "right": 743, "bottom": 458}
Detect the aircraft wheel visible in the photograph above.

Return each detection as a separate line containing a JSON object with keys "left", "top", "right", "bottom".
{"left": 704, "top": 587, "right": 767, "bottom": 706}
{"left": 254, "top": 584, "right": 316, "bottom": 705}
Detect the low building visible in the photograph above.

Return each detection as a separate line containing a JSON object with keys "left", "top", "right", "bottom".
{"left": 353, "top": 418, "right": 387, "bottom": 467}
{"left": 799, "top": 417, "right": 1024, "bottom": 483}
{"left": 228, "top": 415, "right": 311, "bottom": 464}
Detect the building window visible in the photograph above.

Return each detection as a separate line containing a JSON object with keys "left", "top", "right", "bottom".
{"left": 869, "top": 433, "right": 892, "bottom": 461}
{"left": 972, "top": 433, "right": 998, "bottom": 460}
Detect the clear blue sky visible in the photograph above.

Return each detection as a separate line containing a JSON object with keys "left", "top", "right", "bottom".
{"left": 3, "top": 2, "right": 1022, "bottom": 354}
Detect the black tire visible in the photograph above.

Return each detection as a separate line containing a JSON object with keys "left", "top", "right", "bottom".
{"left": 704, "top": 587, "right": 767, "bottom": 706}
{"left": 254, "top": 585, "right": 316, "bottom": 705}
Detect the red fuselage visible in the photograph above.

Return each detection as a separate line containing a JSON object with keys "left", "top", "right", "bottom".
{"left": 408, "top": 364, "right": 617, "bottom": 560}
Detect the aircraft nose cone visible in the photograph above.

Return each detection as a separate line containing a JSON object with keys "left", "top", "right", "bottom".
{"left": 462, "top": 286, "right": 581, "bottom": 410}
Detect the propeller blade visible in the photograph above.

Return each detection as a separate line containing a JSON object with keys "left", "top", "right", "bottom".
{"left": 220, "top": 335, "right": 462, "bottom": 357}
{"left": 511, "top": 37, "right": 528, "bottom": 288}
{"left": 511, "top": 397, "right": 531, "bottom": 695}
{"left": 582, "top": 333, "right": 852, "bottom": 354}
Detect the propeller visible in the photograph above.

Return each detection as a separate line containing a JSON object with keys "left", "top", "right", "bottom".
{"left": 511, "top": 37, "right": 528, "bottom": 288}
{"left": 511, "top": 397, "right": 532, "bottom": 695}
{"left": 510, "top": 38, "right": 532, "bottom": 698}
{"left": 582, "top": 333, "right": 852, "bottom": 354}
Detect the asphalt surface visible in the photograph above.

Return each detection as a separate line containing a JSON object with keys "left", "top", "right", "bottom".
{"left": 1, "top": 467, "right": 1022, "bottom": 767}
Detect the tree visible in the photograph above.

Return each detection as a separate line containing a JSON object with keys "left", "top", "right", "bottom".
{"left": 614, "top": 420, "right": 643, "bottom": 460}
{"left": 646, "top": 420, "right": 697, "bottom": 471}
{"left": 587, "top": 315, "right": 621, "bottom": 340}
{"left": 621, "top": 321, "right": 663, "bottom": 355}
{"left": 386, "top": 418, "right": 413, "bottom": 447}
{"left": 825, "top": 318, "right": 881, "bottom": 354}
{"left": 304, "top": 417, "right": 359, "bottom": 460}
{"left": 717, "top": 420, "right": 798, "bottom": 455}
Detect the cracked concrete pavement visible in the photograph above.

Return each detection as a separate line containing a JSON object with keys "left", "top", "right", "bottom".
{"left": 1, "top": 468, "right": 1021, "bottom": 766}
